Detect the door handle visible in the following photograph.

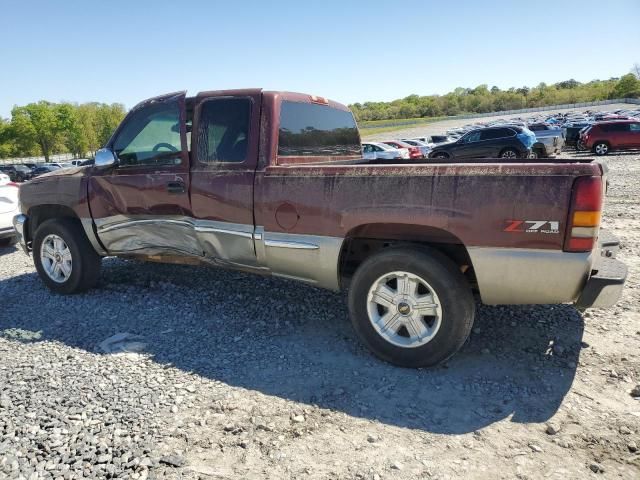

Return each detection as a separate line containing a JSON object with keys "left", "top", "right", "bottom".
{"left": 166, "top": 181, "right": 185, "bottom": 194}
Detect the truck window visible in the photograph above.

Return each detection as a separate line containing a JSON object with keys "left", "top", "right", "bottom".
{"left": 113, "top": 100, "right": 182, "bottom": 167}
{"left": 196, "top": 98, "right": 251, "bottom": 163}
{"left": 278, "top": 101, "right": 360, "bottom": 158}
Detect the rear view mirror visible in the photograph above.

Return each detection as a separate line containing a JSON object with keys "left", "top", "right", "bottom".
{"left": 95, "top": 148, "right": 117, "bottom": 168}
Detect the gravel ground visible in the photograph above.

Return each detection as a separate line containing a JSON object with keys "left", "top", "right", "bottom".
{"left": 1, "top": 148, "right": 639, "bottom": 479}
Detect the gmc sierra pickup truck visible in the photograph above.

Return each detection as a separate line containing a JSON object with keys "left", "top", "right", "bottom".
{"left": 13, "top": 89, "right": 628, "bottom": 367}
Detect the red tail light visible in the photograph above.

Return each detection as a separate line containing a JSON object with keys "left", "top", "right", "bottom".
{"left": 564, "top": 176, "right": 603, "bottom": 252}
{"left": 7, "top": 182, "right": 19, "bottom": 188}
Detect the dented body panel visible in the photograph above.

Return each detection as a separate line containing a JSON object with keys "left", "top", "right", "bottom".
{"left": 15, "top": 89, "right": 624, "bottom": 306}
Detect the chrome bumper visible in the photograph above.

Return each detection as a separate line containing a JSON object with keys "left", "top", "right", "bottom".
{"left": 12, "top": 214, "right": 29, "bottom": 254}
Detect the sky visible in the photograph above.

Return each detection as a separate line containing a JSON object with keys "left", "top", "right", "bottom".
{"left": 1, "top": 0, "right": 639, "bottom": 117}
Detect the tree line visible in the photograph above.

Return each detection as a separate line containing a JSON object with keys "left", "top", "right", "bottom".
{"left": 350, "top": 74, "right": 640, "bottom": 122}
{"left": 0, "top": 101, "right": 126, "bottom": 160}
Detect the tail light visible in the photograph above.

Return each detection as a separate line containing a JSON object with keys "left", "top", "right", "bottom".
{"left": 7, "top": 182, "right": 19, "bottom": 188}
{"left": 564, "top": 176, "right": 603, "bottom": 252}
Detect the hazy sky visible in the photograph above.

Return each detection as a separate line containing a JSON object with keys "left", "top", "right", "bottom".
{"left": 1, "top": 0, "right": 639, "bottom": 117}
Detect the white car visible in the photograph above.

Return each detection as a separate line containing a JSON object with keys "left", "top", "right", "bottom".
{"left": 362, "top": 142, "right": 408, "bottom": 161}
{"left": 0, "top": 174, "right": 19, "bottom": 247}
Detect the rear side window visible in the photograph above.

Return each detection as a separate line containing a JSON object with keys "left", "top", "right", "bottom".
{"left": 601, "top": 123, "right": 630, "bottom": 132}
{"left": 630, "top": 123, "right": 640, "bottom": 132}
{"left": 196, "top": 98, "right": 251, "bottom": 163}
{"left": 480, "top": 128, "right": 511, "bottom": 140}
{"left": 278, "top": 101, "right": 361, "bottom": 158}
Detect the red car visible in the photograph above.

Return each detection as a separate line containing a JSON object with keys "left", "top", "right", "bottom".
{"left": 382, "top": 140, "right": 424, "bottom": 159}
{"left": 581, "top": 120, "right": 640, "bottom": 155}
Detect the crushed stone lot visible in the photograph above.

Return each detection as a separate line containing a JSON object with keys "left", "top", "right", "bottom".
{"left": 1, "top": 151, "right": 639, "bottom": 479}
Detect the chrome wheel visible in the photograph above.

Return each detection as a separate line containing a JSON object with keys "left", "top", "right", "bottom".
{"left": 40, "top": 234, "right": 72, "bottom": 283}
{"left": 500, "top": 150, "right": 517, "bottom": 159}
{"left": 366, "top": 271, "right": 442, "bottom": 348}
{"left": 595, "top": 143, "right": 608, "bottom": 155}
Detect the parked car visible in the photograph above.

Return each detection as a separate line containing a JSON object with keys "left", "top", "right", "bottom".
{"left": 580, "top": 120, "right": 640, "bottom": 155}
{"left": 428, "top": 126, "right": 535, "bottom": 160}
{"left": 13, "top": 88, "right": 627, "bottom": 368}
{"left": 563, "top": 121, "right": 592, "bottom": 148}
{"left": 399, "top": 139, "right": 432, "bottom": 157}
{"left": 525, "top": 123, "right": 565, "bottom": 158}
{"left": 362, "top": 142, "right": 407, "bottom": 161}
{"left": 31, "top": 165, "right": 61, "bottom": 177}
{"left": 0, "top": 177, "right": 19, "bottom": 247}
{"left": 412, "top": 135, "right": 451, "bottom": 145}
{"left": 11, "top": 164, "right": 35, "bottom": 182}
{"left": 382, "top": 140, "right": 423, "bottom": 160}
{"left": 0, "top": 165, "right": 19, "bottom": 182}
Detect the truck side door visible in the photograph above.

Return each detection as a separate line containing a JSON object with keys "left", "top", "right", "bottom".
{"left": 89, "top": 92, "right": 199, "bottom": 255}
{"left": 189, "top": 90, "right": 262, "bottom": 268}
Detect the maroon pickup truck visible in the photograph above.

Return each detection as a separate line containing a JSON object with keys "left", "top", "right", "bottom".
{"left": 13, "top": 89, "right": 627, "bottom": 367}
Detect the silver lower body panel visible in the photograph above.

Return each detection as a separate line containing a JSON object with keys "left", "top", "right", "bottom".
{"left": 468, "top": 247, "right": 592, "bottom": 305}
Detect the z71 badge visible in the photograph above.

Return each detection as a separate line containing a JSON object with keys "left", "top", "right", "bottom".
{"left": 504, "top": 220, "right": 560, "bottom": 234}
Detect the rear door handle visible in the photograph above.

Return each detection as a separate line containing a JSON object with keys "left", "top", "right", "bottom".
{"left": 166, "top": 181, "right": 185, "bottom": 194}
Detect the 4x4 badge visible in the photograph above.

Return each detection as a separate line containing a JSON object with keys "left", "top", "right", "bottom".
{"left": 504, "top": 220, "right": 560, "bottom": 234}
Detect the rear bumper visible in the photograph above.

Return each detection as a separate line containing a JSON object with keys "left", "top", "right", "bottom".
{"left": 12, "top": 214, "right": 29, "bottom": 254}
{"left": 576, "top": 233, "right": 626, "bottom": 309}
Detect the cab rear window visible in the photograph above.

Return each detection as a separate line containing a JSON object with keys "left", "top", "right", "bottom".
{"left": 278, "top": 101, "right": 361, "bottom": 158}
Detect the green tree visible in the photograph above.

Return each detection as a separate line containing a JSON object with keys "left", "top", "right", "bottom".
{"left": 11, "top": 101, "right": 62, "bottom": 161}
{"left": 611, "top": 74, "right": 640, "bottom": 98}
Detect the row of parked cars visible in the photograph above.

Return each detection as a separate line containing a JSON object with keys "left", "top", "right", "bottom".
{"left": 364, "top": 106, "right": 640, "bottom": 161}
{"left": 0, "top": 159, "right": 92, "bottom": 183}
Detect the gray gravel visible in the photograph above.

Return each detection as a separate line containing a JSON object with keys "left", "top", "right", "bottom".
{"left": 1, "top": 149, "right": 639, "bottom": 479}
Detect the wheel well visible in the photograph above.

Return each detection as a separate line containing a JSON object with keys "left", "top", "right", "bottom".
{"left": 27, "top": 205, "right": 80, "bottom": 241}
{"left": 339, "top": 223, "right": 476, "bottom": 290}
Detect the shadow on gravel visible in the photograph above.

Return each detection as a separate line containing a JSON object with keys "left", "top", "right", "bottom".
{"left": 0, "top": 243, "right": 18, "bottom": 258}
{"left": 1, "top": 257, "right": 584, "bottom": 435}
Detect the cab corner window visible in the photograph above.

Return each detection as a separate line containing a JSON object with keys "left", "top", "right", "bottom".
{"left": 113, "top": 100, "right": 183, "bottom": 167}
{"left": 196, "top": 98, "right": 251, "bottom": 164}
{"left": 278, "top": 101, "right": 361, "bottom": 158}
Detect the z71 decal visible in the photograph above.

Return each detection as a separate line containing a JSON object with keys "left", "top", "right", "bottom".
{"left": 504, "top": 220, "right": 560, "bottom": 234}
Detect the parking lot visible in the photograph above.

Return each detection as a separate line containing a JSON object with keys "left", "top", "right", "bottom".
{"left": 1, "top": 128, "right": 639, "bottom": 478}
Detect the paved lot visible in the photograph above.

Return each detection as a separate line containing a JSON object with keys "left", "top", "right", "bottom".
{"left": 1, "top": 149, "right": 639, "bottom": 479}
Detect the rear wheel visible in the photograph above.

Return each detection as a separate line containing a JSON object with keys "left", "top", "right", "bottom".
{"left": 33, "top": 218, "right": 102, "bottom": 294}
{"left": 432, "top": 152, "right": 450, "bottom": 160}
{"left": 593, "top": 142, "right": 609, "bottom": 156}
{"left": 499, "top": 148, "right": 519, "bottom": 159}
{"left": 348, "top": 247, "right": 475, "bottom": 367}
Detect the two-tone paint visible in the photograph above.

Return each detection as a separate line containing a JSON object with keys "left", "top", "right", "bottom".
{"left": 15, "top": 89, "right": 611, "bottom": 305}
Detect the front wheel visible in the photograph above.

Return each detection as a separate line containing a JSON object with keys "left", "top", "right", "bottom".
{"left": 348, "top": 247, "right": 475, "bottom": 367}
{"left": 33, "top": 218, "right": 102, "bottom": 294}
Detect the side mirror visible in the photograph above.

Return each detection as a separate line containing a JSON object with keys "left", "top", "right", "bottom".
{"left": 95, "top": 148, "right": 117, "bottom": 168}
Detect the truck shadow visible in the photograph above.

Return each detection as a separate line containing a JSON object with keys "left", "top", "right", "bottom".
{"left": 0, "top": 257, "right": 584, "bottom": 435}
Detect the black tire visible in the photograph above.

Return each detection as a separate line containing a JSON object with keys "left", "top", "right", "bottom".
{"left": 348, "top": 247, "right": 475, "bottom": 368}
{"left": 431, "top": 152, "right": 450, "bottom": 160}
{"left": 33, "top": 218, "right": 102, "bottom": 294}
{"left": 499, "top": 148, "right": 519, "bottom": 159}
{"left": 593, "top": 141, "right": 609, "bottom": 156}
{"left": 0, "top": 237, "right": 17, "bottom": 248}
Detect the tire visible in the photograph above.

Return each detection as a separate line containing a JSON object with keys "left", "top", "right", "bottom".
{"left": 0, "top": 237, "right": 17, "bottom": 248}
{"left": 431, "top": 152, "right": 450, "bottom": 160}
{"left": 348, "top": 247, "right": 475, "bottom": 368}
{"left": 499, "top": 148, "right": 519, "bottom": 159}
{"left": 33, "top": 218, "right": 102, "bottom": 294}
{"left": 593, "top": 142, "right": 609, "bottom": 156}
